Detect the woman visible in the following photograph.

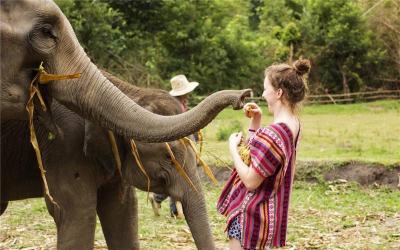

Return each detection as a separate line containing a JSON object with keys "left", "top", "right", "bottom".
{"left": 217, "top": 59, "right": 311, "bottom": 249}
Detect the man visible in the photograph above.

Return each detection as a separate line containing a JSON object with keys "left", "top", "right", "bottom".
{"left": 150, "top": 75, "right": 199, "bottom": 218}
{"left": 169, "top": 74, "right": 199, "bottom": 112}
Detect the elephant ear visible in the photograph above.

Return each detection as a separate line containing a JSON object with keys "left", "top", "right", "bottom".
{"left": 83, "top": 120, "right": 124, "bottom": 175}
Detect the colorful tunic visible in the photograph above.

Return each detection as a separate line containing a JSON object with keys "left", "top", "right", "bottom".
{"left": 217, "top": 123, "right": 299, "bottom": 249}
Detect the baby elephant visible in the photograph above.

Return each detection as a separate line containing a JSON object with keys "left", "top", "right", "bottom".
{"left": 84, "top": 71, "right": 216, "bottom": 250}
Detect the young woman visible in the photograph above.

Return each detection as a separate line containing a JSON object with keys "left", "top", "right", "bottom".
{"left": 217, "top": 59, "right": 311, "bottom": 249}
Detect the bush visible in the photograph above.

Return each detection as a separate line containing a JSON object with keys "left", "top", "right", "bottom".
{"left": 216, "top": 120, "right": 243, "bottom": 141}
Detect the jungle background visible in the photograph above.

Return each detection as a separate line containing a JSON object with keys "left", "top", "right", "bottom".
{"left": 1, "top": 0, "right": 399, "bottom": 249}
{"left": 56, "top": 0, "right": 399, "bottom": 96}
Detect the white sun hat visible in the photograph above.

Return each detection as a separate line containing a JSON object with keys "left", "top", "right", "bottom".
{"left": 169, "top": 74, "right": 199, "bottom": 97}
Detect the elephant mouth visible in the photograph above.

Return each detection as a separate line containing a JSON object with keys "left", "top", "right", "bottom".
{"left": 232, "top": 89, "right": 253, "bottom": 110}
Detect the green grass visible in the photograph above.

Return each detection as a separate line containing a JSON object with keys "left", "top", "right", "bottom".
{"left": 1, "top": 182, "right": 399, "bottom": 249}
{"left": 1, "top": 100, "right": 399, "bottom": 249}
{"left": 201, "top": 100, "right": 400, "bottom": 165}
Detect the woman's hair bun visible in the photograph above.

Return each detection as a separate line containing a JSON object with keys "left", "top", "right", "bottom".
{"left": 293, "top": 59, "right": 311, "bottom": 76}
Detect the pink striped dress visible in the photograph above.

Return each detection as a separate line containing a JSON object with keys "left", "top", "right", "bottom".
{"left": 217, "top": 123, "right": 299, "bottom": 249}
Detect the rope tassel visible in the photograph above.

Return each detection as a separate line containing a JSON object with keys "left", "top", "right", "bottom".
{"left": 26, "top": 73, "right": 59, "bottom": 208}
{"left": 130, "top": 139, "right": 151, "bottom": 201}
{"left": 182, "top": 137, "right": 218, "bottom": 185}
{"left": 26, "top": 62, "right": 81, "bottom": 208}
{"left": 165, "top": 143, "right": 198, "bottom": 193}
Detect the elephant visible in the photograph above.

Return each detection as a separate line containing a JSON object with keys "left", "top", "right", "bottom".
{"left": 1, "top": 70, "right": 217, "bottom": 249}
{"left": 1, "top": 1, "right": 250, "bottom": 248}
{"left": 87, "top": 71, "right": 216, "bottom": 249}
{"left": 1, "top": 0, "right": 251, "bottom": 142}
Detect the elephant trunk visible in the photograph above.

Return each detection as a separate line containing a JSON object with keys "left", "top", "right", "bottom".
{"left": 50, "top": 56, "right": 250, "bottom": 143}
{"left": 45, "top": 8, "right": 252, "bottom": 143}
{"left": 182, "top": 188, "right": 215, "bottom": 250}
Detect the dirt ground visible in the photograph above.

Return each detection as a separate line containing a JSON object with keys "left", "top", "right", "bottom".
{"left": 1, "top": 161, "right": 399, "bottom": 249}
{"left": 205, "top": 161, "right": 400, "bottom": 189}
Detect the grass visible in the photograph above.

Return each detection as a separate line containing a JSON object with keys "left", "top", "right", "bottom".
{"left": 1, "top": 182, "right": 399, "bottom": 249}
{"left": 1, "top": 100, "right": 399, "bottom": 249}
{"left": 201, "top": 100, "right": 400, "bottom": 165}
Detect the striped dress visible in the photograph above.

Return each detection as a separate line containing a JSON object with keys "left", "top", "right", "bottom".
{"left": 217, "top": 123, "right": 299, "bottom": 249}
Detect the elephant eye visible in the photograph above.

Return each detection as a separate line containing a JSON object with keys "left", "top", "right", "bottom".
{"left": 41, "top": 24, "right": 57, "bottom": 39}
{"left": 28, "top": 23, "right": 57, "bottom": 54}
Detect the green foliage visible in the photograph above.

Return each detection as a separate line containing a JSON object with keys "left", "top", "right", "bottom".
{"left": 299, "top": 0, "right": 386, "bottom": 93}
{"left": 55, "top": 0, "right": 127, "bottom": 68}
{"left": 216, "top": 120, "right": 243, "bottom": 141}
{"left": 55, "top": 0, "right": 397, "bottom": 94}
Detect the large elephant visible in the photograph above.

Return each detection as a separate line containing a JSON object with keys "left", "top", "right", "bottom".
{"left": 1, "top": 0, "right": 250, "bottom": 142}
{"left": 1, "top": 71, "right": 216, "bottom": 249}
{"left": 2, "top": 1, "right": 249, "bottom": 248}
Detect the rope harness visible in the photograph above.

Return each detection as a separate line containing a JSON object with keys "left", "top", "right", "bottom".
{"left": 27, "top": 62, "right": 81, "bottom": 207}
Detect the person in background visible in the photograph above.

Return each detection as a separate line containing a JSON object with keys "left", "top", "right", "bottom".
{"left": 217, "top": 59, "right": 310, "bottom": 249}
{"left": 169, "top": 74, "right": 199, "bottom": 112}
{"left": 150, "top": 74, "right": 199, "bottom": 218}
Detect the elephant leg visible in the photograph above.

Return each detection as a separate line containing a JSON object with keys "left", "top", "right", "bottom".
{"left": 0, "top": 201, "right": 8, "bottom": 215}
{"left": 44, "top": 167, "right": 98, "bottom": 250}
{"left": 97, "top": 182, "right": 139, "bottom": 250}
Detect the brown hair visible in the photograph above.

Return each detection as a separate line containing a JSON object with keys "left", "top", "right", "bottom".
{"left": 265, "top": 58, "right": 311, "bottom": 111}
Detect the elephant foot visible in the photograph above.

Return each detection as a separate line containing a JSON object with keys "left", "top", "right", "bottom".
{"left": 174, "top": 201, "right": 185, "bottom": 219}
{"left": 149, "top": 193, "right": 161, "bottom": 216}
{"left": 0, "top": 202, "right": 9, "bottom": 215}
{"left": 170, "top": 201, "right": 185, "bottom": 219}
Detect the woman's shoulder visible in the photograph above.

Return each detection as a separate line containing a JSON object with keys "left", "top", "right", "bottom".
{"left": 252, "top": 123, "right": 294, "bottom": 148}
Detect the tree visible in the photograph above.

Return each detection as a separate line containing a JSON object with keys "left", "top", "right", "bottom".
{"left": 299, "top": 0, "right": 386, "bottom": 94}
{"left": 56, "top": 0, "right": 127, "bottom": 68}
{"left": 359, "top": 0, "right": 400, "bottom": 89}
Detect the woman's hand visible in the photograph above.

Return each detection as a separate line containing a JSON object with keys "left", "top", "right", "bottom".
{"left": 243, "top": 102, "right": 262, "bottom": 119}
{"left": 229, "top": 132, "right": 243, "bottom": 152}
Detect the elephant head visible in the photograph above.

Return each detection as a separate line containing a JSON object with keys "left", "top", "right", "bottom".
{"left": 0, "top": 0, "right": 251, "bottom": 142}
{"left": 125, "top": 139, "right": 215, "bottom": 250}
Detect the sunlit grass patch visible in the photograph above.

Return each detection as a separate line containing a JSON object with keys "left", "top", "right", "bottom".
{"left": 1, "top": 181, "right": 399, "bottom": 249}
{"left": 201, "top": 100, "right": 400, "bottom": 165}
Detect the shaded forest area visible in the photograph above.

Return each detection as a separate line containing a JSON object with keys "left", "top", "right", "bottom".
{"left": 56, "top": 0, "right": 400, "bottom": 96}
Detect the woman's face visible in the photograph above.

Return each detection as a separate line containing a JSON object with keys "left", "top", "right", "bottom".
{"left": 262, "top": 76, "right": 280, "bottom": 113}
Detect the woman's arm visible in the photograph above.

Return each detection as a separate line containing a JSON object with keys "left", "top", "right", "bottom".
{"left": 244, "top": 103, "right": 262, "bottom": 139}
{"left": 229, "top": 133, "right": 265, "bottom": 191}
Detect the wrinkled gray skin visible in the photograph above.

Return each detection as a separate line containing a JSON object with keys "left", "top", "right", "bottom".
{"left": 1, "top": 72, "right": 216, "bottom": 249}
{"left": 0, "top": 0, "right": 251, "bottom": 142}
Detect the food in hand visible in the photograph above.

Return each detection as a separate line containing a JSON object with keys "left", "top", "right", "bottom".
{"left": 244, "top": 104, "right": 257, "bottom": 118}
{"left": 238, "top": 142, "right": 251, "bottom": 165}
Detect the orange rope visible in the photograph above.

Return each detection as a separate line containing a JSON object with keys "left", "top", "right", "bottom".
{"left": 26, "top": 62, "right": 81, "bottom": 208}
{"left": 182, "top": 137, "right": 218, "bottom": 185}
{"left": 165, "top": 142, "right": 198, "bottom": 193}
{"left": 26, "top": 73, "right": 59, "bottom": 208}
{"left": 130, "top": 139, "right": 151, "bottom": 201}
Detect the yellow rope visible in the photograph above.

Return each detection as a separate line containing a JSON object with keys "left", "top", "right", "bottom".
{"left": 198, "top": 129, "right": 204, "bottom": 156}
{"left": 26, "top": 62, "right": 81, "bottom": 208}
{"left": 165, "top": 142, "right": 198, "bottom": 193}
{"left": 107, "top": 131, "right": 123, "bottom": 179}
{"left": 182, "top": 137, "right": 218, "bottom": 185}
{"left": 26, "top": 72, "right": 59, "bottom": 208}
{"left": 38, "top": 62, "right": 81, "bottom": 84}
{"left": 130, "top": 139, "right": 151, "bottom": 201}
